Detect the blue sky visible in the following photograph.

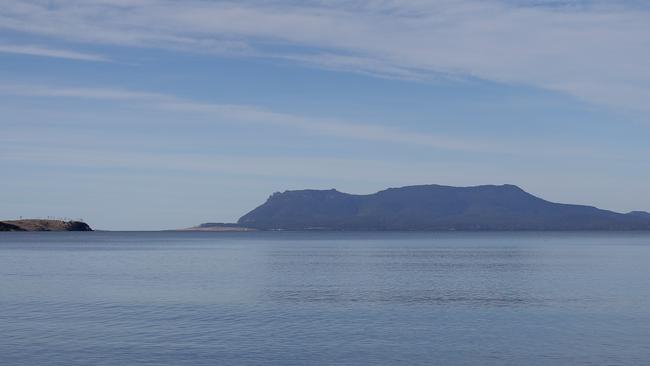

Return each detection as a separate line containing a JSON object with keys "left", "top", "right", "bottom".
{"left": 1, "top": 0, "right": 649, "bottom": 230}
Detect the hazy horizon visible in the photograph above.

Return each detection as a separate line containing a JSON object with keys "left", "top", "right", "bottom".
{"left": 2, "top": 1, "right": 650, "bottom": 230}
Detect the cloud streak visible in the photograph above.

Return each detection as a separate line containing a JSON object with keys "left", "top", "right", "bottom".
{"left": 0, "top": 44, "right": 110, "bottom": 62}
{"left": 2, "top": 83, "right": 632, "bottom": 163}
{"left": 1, "top": 1, "right": 650, "bottom": 110}
{"left": 0, "top": 83, "right": 497, "bottom": 153}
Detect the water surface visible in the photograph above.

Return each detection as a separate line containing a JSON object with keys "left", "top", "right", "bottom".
{"left": 1, "top": 231, "right": 649, "bottom": 365}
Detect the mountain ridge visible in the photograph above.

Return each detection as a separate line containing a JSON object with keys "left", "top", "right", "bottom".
{"left": 236, "top": 184, "right": 650, "bottom": 231}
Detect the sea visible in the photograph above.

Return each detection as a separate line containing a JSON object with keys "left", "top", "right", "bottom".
{"left": 1, "top": 231, "right": 649, "bottom": 365}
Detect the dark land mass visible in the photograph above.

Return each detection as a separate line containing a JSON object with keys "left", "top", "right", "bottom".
{"left": 178, "top": 223, "right": 256, "bottom": 232}
{"left": 627, "top": 211, "right": 650, "bottom": 219}
{"left": 0, "top": 219, "right": 93, "bottom": 232}
{"left": 234, "top": 184, "right": 650, "bottom": 231}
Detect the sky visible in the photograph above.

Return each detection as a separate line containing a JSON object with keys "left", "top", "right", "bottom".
{"left": 1, "top": 0, "right": 649, "bottom": 230}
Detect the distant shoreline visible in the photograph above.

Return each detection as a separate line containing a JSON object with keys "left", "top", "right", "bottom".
{"left": 0, "top": 219, "right": 92, "bottom": 232}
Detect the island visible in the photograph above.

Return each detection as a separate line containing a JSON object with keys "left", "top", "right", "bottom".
{"left": 0, "top": 219, "right": 93, "bottom": 232}
{"left": 227, "top": 184, "right": 650, "bottom": 231}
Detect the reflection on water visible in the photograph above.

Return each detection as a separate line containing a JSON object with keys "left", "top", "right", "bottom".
{"left": 263, "top": 244, "right": 538, "bottom": 306}
{"left": 1, "top": 231, "right": 650, "bottom": 365}
{"left": 267, "top": 289, "right": 538, "bottom": 305}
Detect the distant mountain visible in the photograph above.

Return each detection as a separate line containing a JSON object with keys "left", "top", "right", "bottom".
{"left": 0, "top": 219, "right": 93, "bottom": 232}
{"left": 626, "top": 211, "right": 650, "bottom": 219}
{"left": 237, "top": 184, "right": 650, "bottom": 231}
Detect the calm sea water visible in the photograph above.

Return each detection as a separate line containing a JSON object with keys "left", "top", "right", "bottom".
{"left": 1, "top": 231, "right": 650, "bottom": 365}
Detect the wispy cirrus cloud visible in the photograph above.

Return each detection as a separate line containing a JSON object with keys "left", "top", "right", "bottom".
{"left": 0, "top": 84, "right": 169, "bottom": 100}
{"left": 0, "top": 44, "right": 110, "bottom": 62}
{"left": 1, "top": 83, "right": 628, "bottom": 162}
{"left": 0, "top": 83, "right": 493, "bottom": 153}
{"left": 1, "top": 1, "right": 650, "bottom": 111}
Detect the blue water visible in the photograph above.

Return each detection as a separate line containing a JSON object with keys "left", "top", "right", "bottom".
{"left": 1, "top": 232, "right": 650, "bottom": 365}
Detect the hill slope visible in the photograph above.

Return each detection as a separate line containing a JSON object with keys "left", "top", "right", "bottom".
{"left": 237, "top": 184, "right": 650, "bottom": 231}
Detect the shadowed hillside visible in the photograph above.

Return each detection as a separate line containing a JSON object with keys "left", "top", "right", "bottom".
{"left": 237, "top": 184, "right": 650, "bottom": 231}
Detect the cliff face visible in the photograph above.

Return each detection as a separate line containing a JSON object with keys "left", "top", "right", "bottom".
{"left": 0, "top": 222, "right": 24, "bottom": 231}
{"left": 0, "top": 220, "right": 93, "bottom": 232}
{"left": 237, "top": 184, "right": 650, "bottom": 231}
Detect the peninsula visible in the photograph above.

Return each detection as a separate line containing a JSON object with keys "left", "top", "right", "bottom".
{"left": 177, "top": 223, "right": 256, "bottom": 232}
